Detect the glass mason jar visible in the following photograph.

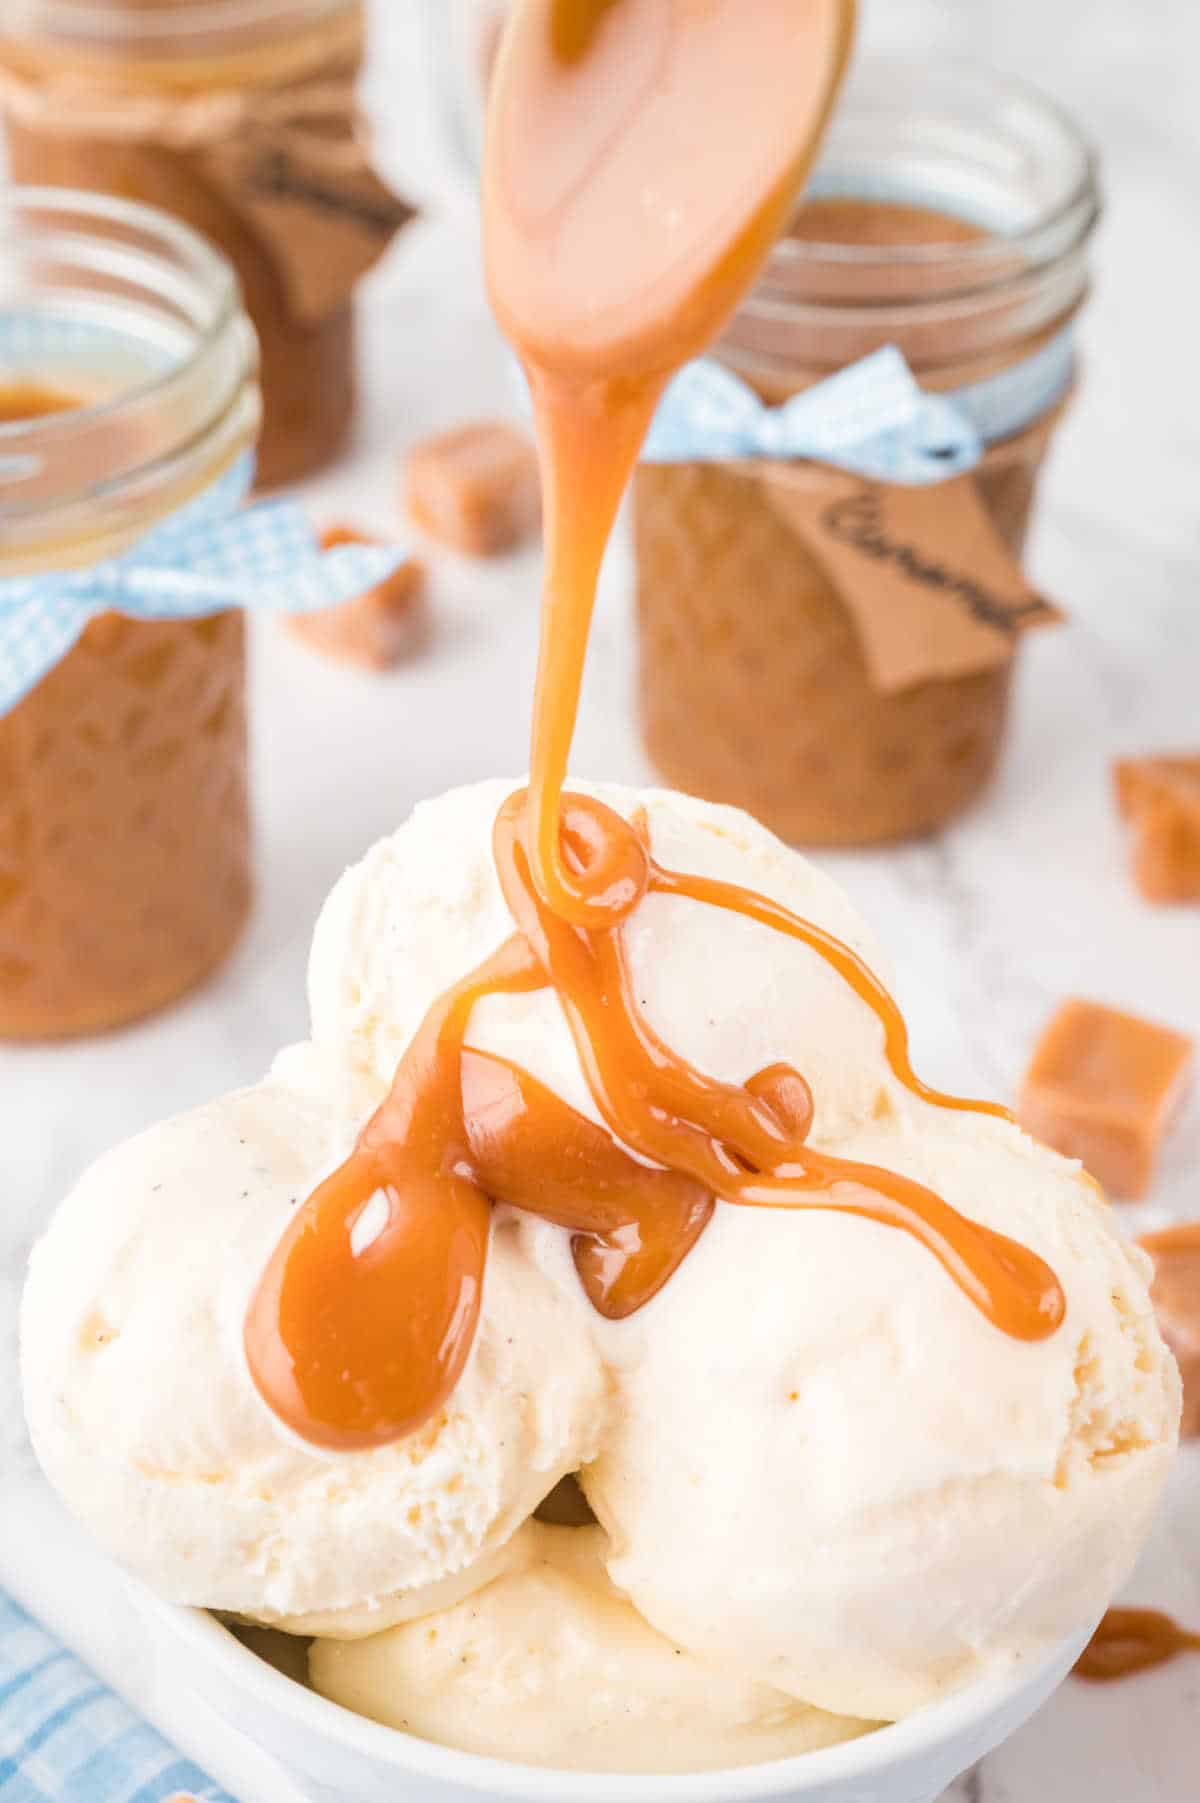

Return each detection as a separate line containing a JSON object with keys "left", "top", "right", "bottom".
{"left": 0, "top": 1, "right": 397, "bottom": 489}
{"left": 635, "top": 61, "right": 1101, "bottom": 847}
{"left": 0, "top": 187, "right": 260, "bottom": 1039}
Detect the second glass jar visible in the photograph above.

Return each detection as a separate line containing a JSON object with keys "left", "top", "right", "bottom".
{"left": 635, "top": 61, "right": 1100, "bottom": 847}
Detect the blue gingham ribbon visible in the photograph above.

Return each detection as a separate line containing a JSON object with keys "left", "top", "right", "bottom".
{"left": 0, "top": 453, "right": 410, "bottom": 716}
{"left": 641, "top": 329, "right": 1075, "bottom": 483}
{"left": 0, "top": 1591, "right": 231, "bottom": 1802}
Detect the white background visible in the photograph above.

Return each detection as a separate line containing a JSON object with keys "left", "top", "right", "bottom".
{"left": 2, "top": 2, "right": 1198, "bottom": 1798}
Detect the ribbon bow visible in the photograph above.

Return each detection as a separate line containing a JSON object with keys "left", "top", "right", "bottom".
{"left": 0, "top": 455, "right": 408, "bottom": 717}
{"left": 641, "top": 333, "right": 1075, "bottom": 485}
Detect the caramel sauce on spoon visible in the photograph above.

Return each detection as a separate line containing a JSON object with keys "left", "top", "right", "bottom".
{"left": 246, "top": 0, "right": 1064, "bottom": 1452}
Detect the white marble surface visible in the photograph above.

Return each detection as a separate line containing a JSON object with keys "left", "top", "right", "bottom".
{"left": 2, "top": 1, "right": 1199, "bottom": 1798}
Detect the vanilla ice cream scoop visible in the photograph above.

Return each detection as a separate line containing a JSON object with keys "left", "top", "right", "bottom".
{"left": 21, "top": 1058, "right": 606, "bottom": 1626}
{"left": 310, "top": 1522, "right": 874, "bottom": 1772}
{"left": 583, "top": 1123, "right": 1178, "bottom": 1721}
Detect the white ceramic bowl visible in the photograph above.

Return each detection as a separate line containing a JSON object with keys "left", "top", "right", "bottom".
{"left": 135, "top": 1590, "right": 1094, "bottom": 1803}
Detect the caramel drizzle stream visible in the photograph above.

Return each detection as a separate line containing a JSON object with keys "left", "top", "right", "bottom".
{"left": 524, "top": 373, "right": 667, "bottom": 928}
{"left": 246, "top": 788, "right": 1063, "bottom": 1451}
{"left": 1074, "top": 1608, "right": 1200, "bottom": 1683}
{"left": 651, "top": 861, "right": 1012, "bottom": 1123}
{"left": 244, "top": 0, "right": 1063, "bottom": 1453}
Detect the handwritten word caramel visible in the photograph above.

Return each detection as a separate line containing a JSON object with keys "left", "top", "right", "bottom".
{"left": 1074, "top": 1608, "right": 1200, "bottom": 1682}
{"left": 246, "top": 0, "right": 1064, "bottom": 1452}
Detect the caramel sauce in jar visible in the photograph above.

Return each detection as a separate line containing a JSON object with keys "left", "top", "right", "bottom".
{"left": 0, "top": 2, "right": 380, "bottom": 488}
{"left": 635, "top": 64, "right": 1098, "bottom": 846}
{"left": 0, "top": 190, "right": 259, "bottom": 1039}
{"left": 0, "top": 382, "right": 77, "bottom": 422}
{"left": 245, "top": 1, "right": 1066, "bottom": 1457}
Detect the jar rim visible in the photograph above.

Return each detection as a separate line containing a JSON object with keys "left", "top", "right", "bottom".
{"left": 723, "top": 60, "right": 1100, "bottom": 387}
{"left": 0, "top": 186, "right": 258, "bottom": 541}
{"left": 765, "top": 56, "right": 1101, "bottom": 280}
{"left": 0, "top": 186, "right": 240, "bottom": 445}
{"left": 2, "top": 0, "right": 355, "bottom": 44}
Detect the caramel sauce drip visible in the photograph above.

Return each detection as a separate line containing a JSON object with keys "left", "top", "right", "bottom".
{"left": 487, "top": 0, "right": 857, "bottom": 921}
{"left": 245, "top": 785, "right": 1063, "bottom": 1450}
{"left": 245, "top": 0, "right": 1065, "bottom": 1452}
{"left": 493, "top": 794, "right": 1063, "bottom": 1346}
{"left": 246, "top": 926, "right": 716, "bottom": 1449}
{"left": 0, "top": 382, "right": 78, "bottom": 423}
{"left": 1074, "top": 1608, "right": 1200, "bottom": 1682}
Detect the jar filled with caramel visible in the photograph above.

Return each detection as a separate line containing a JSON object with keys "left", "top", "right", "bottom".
{"left": 0, "top": 187, "right": 260, "bottom": 1039}
{"left": 0, "top": 1, "right": 412, "bottom": 488}
{"left": 635, "top": 61, "right": 1101, "bottom": 846}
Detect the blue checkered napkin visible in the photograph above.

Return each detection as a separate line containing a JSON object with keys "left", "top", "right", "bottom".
{"left": 0, "top": 1592, "right": 232, "bottom": 1803}
{"left": 0, "top": 451, "right": 411, "bottom": 719}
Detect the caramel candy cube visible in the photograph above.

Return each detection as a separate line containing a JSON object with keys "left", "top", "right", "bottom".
{"left": 1132, "top": 797, "right": 1200, "bottom": 904}
{"left": 288, "top": 526, "right": 427, "bottom": 670}
{"left": 404, "top": 421, "right": 541, "bottom": 556}
{"left": 1113, "top": 755, "right": 1200, "bottom": 904}
{"left": 1138, "top": 1225, "right": 1200, "bottom": 1438}
{"left": 1018, "top": 999, "right": 1194, "bottom": 1199}
{"left": 1115, "top": 754, "right": 1200, "bottom": 820}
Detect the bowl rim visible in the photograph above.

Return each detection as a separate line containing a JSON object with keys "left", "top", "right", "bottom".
{"left": 138, "top": 1586, "right": 1093, "bottom": 1802}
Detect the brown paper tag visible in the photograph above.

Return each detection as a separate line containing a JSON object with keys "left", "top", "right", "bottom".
{"left": 760, "top": 465, "right": 1061, "bottom": 693}
{"left": 203, "top": 127, "right": 415, "bottom": 324}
